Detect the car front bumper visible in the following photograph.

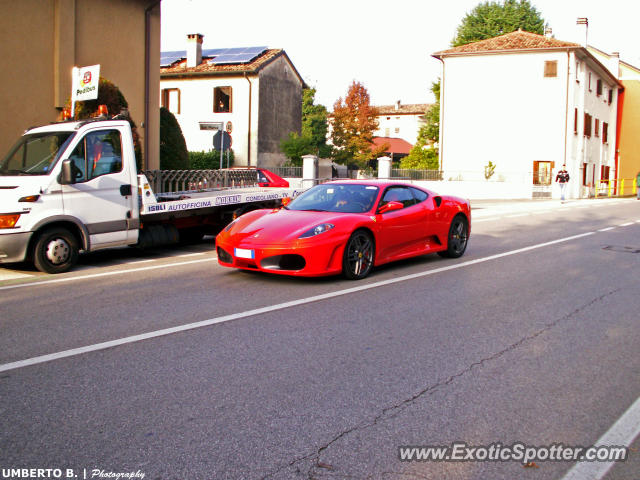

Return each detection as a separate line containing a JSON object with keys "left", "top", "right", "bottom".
{"left": 216, "top": 235, "right": 348, "bottom": 277}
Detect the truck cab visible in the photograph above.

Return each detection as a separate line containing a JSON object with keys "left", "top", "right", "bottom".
{"left": 0, "top": 119, "right": 139, "bottom": 273}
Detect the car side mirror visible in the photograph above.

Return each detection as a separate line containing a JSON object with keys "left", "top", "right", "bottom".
{"left": 59, "top": 159, "right": 74, "bottom": 185}
{"left": 378, "top": 201, "right": 404, "bottom": 214}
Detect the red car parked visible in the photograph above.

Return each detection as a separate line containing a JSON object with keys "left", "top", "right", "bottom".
{"left": 216, "top": 180, "right": 470, "bottom": 280}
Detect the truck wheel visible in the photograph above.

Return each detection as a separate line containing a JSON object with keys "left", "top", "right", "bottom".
{"left": 33, "top": 227, "right": 79, "bottom": 274}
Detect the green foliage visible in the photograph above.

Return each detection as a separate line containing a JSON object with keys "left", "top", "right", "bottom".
{"left": 188, "top": 149, "right": 234, "bottom": 170}
{"left": 400, "top": 145, "right": 439, "bottom": 170}
{"left": 331, "top": 81, "right": 387, "bottom": 170}
{"left": 159, "top": 107, "right": 189, "bottom": 170}
{"left": 279, "top": 132, "right": 315, "bottom": 166}
{"left": 280, "top": 88, "right": 332, "bottom": 165}
{"left": 484, "top": 161, "right": 497, "bottom": 180}
{"left": 452, "top": 0, "right": 546, "bottom": 46}
{"left": 64, "top": 77, "right": 143, "bottom": 169}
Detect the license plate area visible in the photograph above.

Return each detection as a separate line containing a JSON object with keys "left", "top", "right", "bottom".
{"left": 234, "top": 248, "right": 255, "bottom": 259}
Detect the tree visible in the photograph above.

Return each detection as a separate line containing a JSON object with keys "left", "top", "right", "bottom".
{"left": 63, "top": 77, "right": 143, "bottom": 169}
{"left": 452, "top": 0, "right": 545, "bottom": 46}
{"left": 159, "top": 107, "right": 189, "bottom": 170}
{"left": 280, "top": 88, "right": 331, "bottom": 165}
{"left": 331, "top": 81, "right": 387, "bottom": 170}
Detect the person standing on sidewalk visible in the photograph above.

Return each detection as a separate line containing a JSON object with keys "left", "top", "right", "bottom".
{"left": 556, "top": 164, "right": 570, "bottom": 202}
{"left": 636, "top": 171, "right": 640, "bottom": 200}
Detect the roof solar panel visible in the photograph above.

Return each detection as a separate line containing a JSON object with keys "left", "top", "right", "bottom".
{"left": 208, "top": 47, "right": 268, "bottom": 65}
{"left": 161, "top": 46, "right": 268, "bottom": 66}
{"left": 160, "top": 50, "right": 186, "bottom": 67}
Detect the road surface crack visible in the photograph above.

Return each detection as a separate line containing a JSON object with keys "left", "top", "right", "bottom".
{"left": 261, "top": 288, "right": 619, "bottom": 480}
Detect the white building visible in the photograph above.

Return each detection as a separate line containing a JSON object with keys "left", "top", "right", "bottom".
{"left": 373, "top": 101, "right": 430, "bottom": 145}
{"left": 160, "top": 34, "right": 304, "bottom": 167}
{"left": 433, "top": 30, "right": 622, "bottom": 199}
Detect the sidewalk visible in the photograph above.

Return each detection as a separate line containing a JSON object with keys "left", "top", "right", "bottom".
{"left": 471, "top": 197, "right": 634, "bottom": 218}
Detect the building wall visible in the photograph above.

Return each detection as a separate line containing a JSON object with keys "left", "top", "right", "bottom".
{"left": 567, "top": 53, "right": 619, "bottom": 197}
{"left": 618, "top": 79, "right": 640, "bottom": 182}
{"left": 440, "top": 52, "right": 569, "bottom": 177}
{"left": 160, "top": 75, "right": 255, "bottom": 165}
{"left": 0, "top": 0, "right": 159, "bottom": 168}
{"left": 257, "top": 56, "right": 303, "bottom": 167}
{"left": 374, "top": 113, "right": 425, "bottom": 144}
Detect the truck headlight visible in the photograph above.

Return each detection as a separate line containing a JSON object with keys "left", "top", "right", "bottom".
{"left": 0, "top": 214, "right": 20, "bottom": 229}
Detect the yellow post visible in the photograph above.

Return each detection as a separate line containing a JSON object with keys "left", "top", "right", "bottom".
{"left": 595, "top": 182, "right": 600, "bottom": 197}
{"left": 608, "top": 179, "right": 613, "bottom": 197}
{"left": 621, "top": 179, "right": 625, "bottom": 196}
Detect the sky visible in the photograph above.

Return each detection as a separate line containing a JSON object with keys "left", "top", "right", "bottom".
{"left": 161, "top": 0, "right": 640, "bottom": 109}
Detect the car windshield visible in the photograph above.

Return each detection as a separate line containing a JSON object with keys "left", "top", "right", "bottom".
{"left": 288, "top": 183, "right": 379, "bottom": 213}
{"left": 0, "top": 131, "right": 75, "bottom": 176}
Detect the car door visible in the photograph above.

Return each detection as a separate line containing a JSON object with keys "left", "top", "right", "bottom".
{"left": 61, "top": 128, "right": 136, "bottom": 248}
{"left": 375, "top": 186, "right": 426, "bottom": 260}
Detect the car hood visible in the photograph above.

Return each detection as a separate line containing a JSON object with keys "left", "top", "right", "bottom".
{"left": 226, "top": 208, "right": 361, "bottom": 245}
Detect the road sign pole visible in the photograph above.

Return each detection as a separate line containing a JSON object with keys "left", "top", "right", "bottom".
{"left": 219, "top": 123, "right": 224, "bottom": 170}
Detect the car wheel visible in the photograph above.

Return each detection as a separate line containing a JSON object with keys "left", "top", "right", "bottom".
{"left": 342, "top": 230, "right": 374, "bottom": 280}
{"left": 438, "top": 215, "right": 469, "bottom": 258}
{"left": 33, "top": 227, "right": 79, "bottom": 274}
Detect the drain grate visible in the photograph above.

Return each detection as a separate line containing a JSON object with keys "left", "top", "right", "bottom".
{"left": 602, "top": 245, "right": 640, "bottom": 254}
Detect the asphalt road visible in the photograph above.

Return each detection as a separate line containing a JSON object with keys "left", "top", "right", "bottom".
{"left": 1, "top": 198, "right": 639, "bottom": 480}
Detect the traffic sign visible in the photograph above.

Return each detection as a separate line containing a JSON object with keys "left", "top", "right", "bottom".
{"left": 213, "top": 130, "right": 231, "bottom": 151}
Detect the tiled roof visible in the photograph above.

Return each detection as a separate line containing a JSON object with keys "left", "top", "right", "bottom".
{"left": 372, "top": 137, "right": 413, "bottom": 155}
{"left": 376, "top": 103, "right": 431, "bottom": 115}
{"left": 433, "top": 30, "right": 580, "bottom": 57}
{"left": 161, "top": 49, "right": 284, "bottom": 76}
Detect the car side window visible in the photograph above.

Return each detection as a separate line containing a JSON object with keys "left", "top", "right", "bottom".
{"left": 410, "top": 187, "right": 429, "bottom": 203}
{"left": 68, "top": 130, "right": 123, "bottom": 182}
{"left": 380, "top": 186, "right": 416, "bottom": 209}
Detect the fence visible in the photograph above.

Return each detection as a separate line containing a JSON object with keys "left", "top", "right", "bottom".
{"left": 142, "top": 169, "right": 258, "bottom": 193}
{"left": 269, "top": 166, "right": 303, "bottom": 178}
{"left": 595, "top": 178, "right": 638, "bottom": 197}
{"left": 391, "top": 169, "right": 531, "bottom": 183}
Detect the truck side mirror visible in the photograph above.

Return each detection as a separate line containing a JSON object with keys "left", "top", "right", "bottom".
{"left": 59, "top": 159, "right": 74, "bottom": 185}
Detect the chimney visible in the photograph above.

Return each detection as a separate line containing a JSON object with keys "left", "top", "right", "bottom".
{"left": 395, "top": 100, "right": 401, "bottom": 111}
{"left": 576, "top": 18, "right": 588, "bottom": 47}
{"left": 610, "top": 52, "right": 620, "bottom": 78}
{"left": 187, "top": 33, "right": 203, "bottom": 67}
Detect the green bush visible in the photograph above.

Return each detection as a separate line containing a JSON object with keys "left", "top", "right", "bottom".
{"left": 159, "top": 107, "right": 189, "bottom": 170}
{"left": 189, "top": 149, "right": 235, "bottom": 170}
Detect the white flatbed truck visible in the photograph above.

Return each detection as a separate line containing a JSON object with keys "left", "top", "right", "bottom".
{"left": 0, "top": 117, "right": 300, "bottom": 273}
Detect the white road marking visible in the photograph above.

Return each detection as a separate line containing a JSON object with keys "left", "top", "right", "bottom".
{"left": 619, "top": 222, "right": 634, "bottom": 227}
{"left": 506, "top": 214, "right": 528, "bottom": 218}
{"left": 598, "top": 227, "right": 615, "bottom": 232}
{"left": 560, "top": 395, "right": 640, "bottom": 480}
{"left": 0, "top": 231, "right": 595, "bottom": 373}
{"left": 0, "top": 257, "right": 217, "bottom": 292}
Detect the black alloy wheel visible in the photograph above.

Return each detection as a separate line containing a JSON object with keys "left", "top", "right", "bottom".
{"left": 438, "top": 215, "right": 469, "bottom": 258}
{"left": 342, "top": 230, "right": 374, "bottom": 280}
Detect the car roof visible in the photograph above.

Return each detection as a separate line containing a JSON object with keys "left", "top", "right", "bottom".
{"left": 324, "top": 179, "right": 415, "bottom": 188}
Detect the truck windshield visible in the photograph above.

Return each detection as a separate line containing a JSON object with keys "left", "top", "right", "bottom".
{"left": 0, "top": 131, "right": 75, "bottom": 176}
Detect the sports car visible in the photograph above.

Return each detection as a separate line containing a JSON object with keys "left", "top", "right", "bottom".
{"left": 215, "top": 180, "right": 470, "bottom": 280}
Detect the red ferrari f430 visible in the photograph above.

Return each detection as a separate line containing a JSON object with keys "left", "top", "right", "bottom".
{"left": 215, "top": 181, "right": 470, "bottom": 280}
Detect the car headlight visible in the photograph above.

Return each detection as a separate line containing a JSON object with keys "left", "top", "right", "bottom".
{"left": 299, "top": 223, "right": 334, "bottom": 238}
